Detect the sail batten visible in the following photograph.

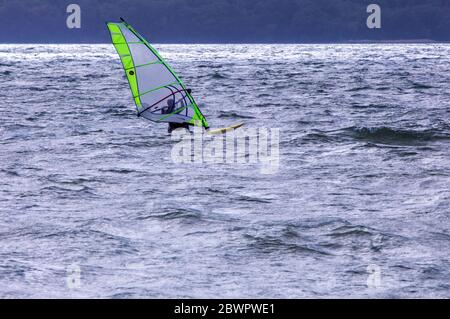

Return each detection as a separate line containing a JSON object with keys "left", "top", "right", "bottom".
{"left": 107, "top": 20, "right": 209, "bottom": 128}
{"left": 135, "top": 82, "right": 180, "bottom": 98}
{"left": 126, "top": 61, "right": 163, "bottom": 71}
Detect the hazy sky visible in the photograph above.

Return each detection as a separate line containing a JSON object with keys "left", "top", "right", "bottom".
{"left": 0, "top": 0, "right": 449, "bottom": 43}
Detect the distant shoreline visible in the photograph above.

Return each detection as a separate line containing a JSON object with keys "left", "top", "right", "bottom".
{"left": 346, "top": 39, "right": 440, "bottom": 44}
{"left": 0, "top": 40, "right": 448, "bottom": 45}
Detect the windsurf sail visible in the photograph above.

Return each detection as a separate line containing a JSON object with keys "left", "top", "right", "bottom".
{"left": 106, "top": 18, "right": 209, "bottom": 128}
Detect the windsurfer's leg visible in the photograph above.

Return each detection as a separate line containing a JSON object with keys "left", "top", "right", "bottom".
{"left": 169, "top": 122, "right": 187, "bottom": 134}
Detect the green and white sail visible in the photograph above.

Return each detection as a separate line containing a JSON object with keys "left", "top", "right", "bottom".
{"left": 107, "top": 19, "right": 209, "bottom": 128}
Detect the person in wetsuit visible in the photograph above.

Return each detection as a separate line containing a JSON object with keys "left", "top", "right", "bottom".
{"left": 165, "top": 98, "right": 190, "bottom": 134}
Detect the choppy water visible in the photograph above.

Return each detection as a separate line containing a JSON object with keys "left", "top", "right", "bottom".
{"left": 1, "top": 44, "right": 449, "bottom": 298}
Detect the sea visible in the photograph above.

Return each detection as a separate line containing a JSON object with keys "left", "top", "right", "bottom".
{"left": 0, "top": 44, "right": 449, "bottom": 298}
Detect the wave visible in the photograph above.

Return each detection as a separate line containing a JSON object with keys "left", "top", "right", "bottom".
{"left": 99, "top": 168, "right": 136, "bottom": 175}
{"left": 237, "top": 195, "right": 272, "bottom": 204}
{"left": 244, "top": 234, "right": 330, "bottom": 256}
{"left": 346, "top": 126, "right": 449, "bottom": 145}
{"left": 350, "top": 103, "right": 390, "bottom": 109}
{"left": 211, "top": 72, "right": 227, "bottom": 79}
{"left": 218, "top": 112, "right": 255, "bottom": 119}
{"left": 55, "top": 76, "right": 80, "bottom": 83}
{"left": 287, "top": 131, "right": 340, "bottom": 146}
{"left": 39, "top": 185, "right": 98, "bottom": 198}
{"left": 83, "top": 74, "right": 109, "bottom": 80}
{"left": 328, "top": 225, "right": 375, "bottom": 238}
{"left": 197, "top": 64, "right": 223, "bottom": 69}
{"left": 28, "top": 87, "right": 48, "bottom": 92}
{"left": 0, "top": 169, "right": 20, "bottom": 177}
{"left": 347, "top": 86, "right": 371, "bottom": 92}
{"left": 138, "top": 209, "right": 203, "bottom": 223}
{"left": 408, "top": 81, "right": 434, "bottom": 89}
{"left": 160, "top": 211, "right": 202, "bottom": 223}
{"left": 299, "top": 126, "right": 449, "bottom": 146}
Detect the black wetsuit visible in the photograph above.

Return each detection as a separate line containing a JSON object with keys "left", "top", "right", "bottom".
{"left": 168, "top": 122, "right": 190, "bottom": 133}
{"left": 167, "top": 90, "right": 192, "bottom": 133}
{"left": 166, "top": 89, "right": 193, "bottom": 133}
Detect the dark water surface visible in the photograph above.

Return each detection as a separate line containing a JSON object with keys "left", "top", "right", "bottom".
{"left": 0, "top": 44, "right": 449, "bottom": 298}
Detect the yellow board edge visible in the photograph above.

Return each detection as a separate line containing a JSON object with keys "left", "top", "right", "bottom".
{"left": 207, "top": 122, "right": 245, "bottom": 135}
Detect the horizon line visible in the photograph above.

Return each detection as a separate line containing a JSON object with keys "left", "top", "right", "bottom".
{"left": 0, "top": 40, "right": 448, "bottom": 45}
